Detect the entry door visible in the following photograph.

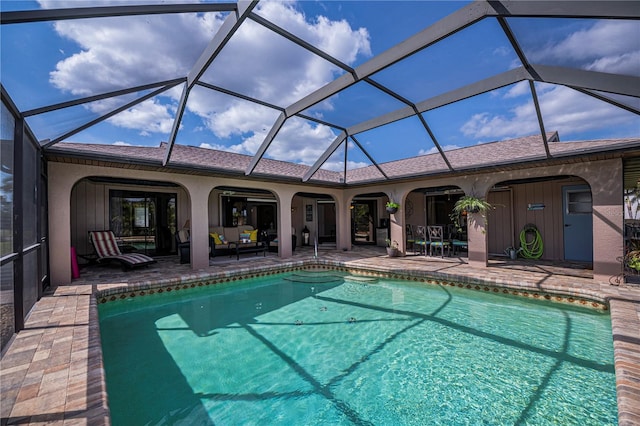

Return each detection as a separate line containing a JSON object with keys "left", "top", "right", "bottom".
{"left": 563, "top": 185, "right": 593, "bottom": 262}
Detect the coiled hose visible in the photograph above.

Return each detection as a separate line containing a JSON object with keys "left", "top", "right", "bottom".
{"left": 519, "top": 224, "right": 543, "bottom": 259}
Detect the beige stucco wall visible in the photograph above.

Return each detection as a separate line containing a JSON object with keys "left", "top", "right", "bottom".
{"left": 48, "top": 162, "right": 345, "bottom": 285}
{"left": 49, "top": 157, "right": 624, "bottom": 285}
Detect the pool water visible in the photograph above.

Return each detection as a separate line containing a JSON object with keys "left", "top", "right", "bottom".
{"left": 99, "top": 271, "right": 617, "bottom": 425}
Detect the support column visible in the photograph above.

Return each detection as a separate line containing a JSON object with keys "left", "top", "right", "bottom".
{"left": 466, "top": 212, "right": 488, "bottom": 268}
{"left": 275, "top": 190, "right": 294, "bottom": 258}
{"left": 336, "top": 197, "right": 351, "bottom": 251}
{"left": 459, "top": 182, "right": 491, "bottom": 268}
{"left": 48, "top": 163, "right": 75, "bottom": 286}
{"left": 184, "top": 183, "right": 211, "bottom": 270}
{"left": 587, "top": 160, "right": 624, "bottom": 283}
{"left": 390, "top": 190, "right": 409, "bottom": 254}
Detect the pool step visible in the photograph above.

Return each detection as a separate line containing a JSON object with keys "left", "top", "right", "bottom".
{"left": 344, "top": 275, "right": 378, "bottom": 284}
{"left": 284, "top": 273, "right": 343, "bottom": 283}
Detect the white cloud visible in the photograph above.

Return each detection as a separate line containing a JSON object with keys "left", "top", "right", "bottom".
{"left": 419, "top": 145, "right": 461, "bottom": 155}
{"left": 266, "top": 119, "right": 337, "bottom": 164}
{"left": 460, "top": 85, "right": 636, "bottom": 141}
{"left": 41, "top": 0, "right": 370, "bottom": 162}
{"left": 586, "top": 50, "right": 640, "bottom": 76}
{"left": 529, "top": 20, "right": 639, "bottom": 76}
{"left": 113, "top": 141, "right": 131, "bottom": 146}
{"left": 321, "top": 160, "right": 369, "bottom": 172}
{"left": 106, "top": 99, "right": 176, "bottom": 134}
{"left": 503, "top": 81, "right": 529, "bottom": 99}
{"left": 47, "top": 7, "right": 223, "bottom": 95}
{"left": 459, "top": 20, "right": 639, "bottom": 142}
{"left": 200, "top": 119, "right": 338, "bottom": 165}
{"left": 536, "top": 86, "right": 636, "bottom": 135}
{"left": 492, "top": 46, "right": 510, "bottom": 57}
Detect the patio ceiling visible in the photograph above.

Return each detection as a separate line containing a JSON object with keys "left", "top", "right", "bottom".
{"left": 2, "top": 1, "right": 639, "bottom": 185}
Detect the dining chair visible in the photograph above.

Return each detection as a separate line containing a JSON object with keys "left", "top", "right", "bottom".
{"left": 427, "top": 226, "right": 450, "bottom": 258}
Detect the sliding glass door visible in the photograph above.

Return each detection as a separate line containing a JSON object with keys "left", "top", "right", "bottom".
{"left": 351, "top": 200, "right": 376, "bottom": 244}
{"left": 109, "top": 190, "right": 176, "bottom": 256}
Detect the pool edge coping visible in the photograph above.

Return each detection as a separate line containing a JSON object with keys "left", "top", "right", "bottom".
{"left": 95, "top": 259, "right": 610, "bottom": 310}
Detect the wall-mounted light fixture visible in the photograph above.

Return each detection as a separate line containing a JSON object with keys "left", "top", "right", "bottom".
{"left": 527, "top": 203, "right": 545, "bottom": 211}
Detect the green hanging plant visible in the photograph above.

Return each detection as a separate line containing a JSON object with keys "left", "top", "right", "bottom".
{"left": 453, "top": 195, "right": 492, "bottom": 215}
{"left": 386, "top": 201, "right": 400, "bottom": 213}
{"left": 385, "top": 201, "right": 400, "bottom": 209}
{"left": 450, "top": 195, "right": 493, "bottom": 233}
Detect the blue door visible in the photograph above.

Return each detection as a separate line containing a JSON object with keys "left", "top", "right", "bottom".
{"left": 563, "top": 185, "right": 593, "bottom": 262}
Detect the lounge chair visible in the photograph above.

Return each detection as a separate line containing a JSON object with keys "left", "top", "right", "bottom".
{"left": 89, "top": 231, "right": 156, "bottom": 269}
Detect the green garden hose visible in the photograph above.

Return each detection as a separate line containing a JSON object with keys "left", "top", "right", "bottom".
{"left": 519, "top": 224, "right": 543, "bottom": 259}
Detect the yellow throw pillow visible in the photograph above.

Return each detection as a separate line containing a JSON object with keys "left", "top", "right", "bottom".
{"left": 210, "top": 233, "right": 223, "bottom": 245}
{"left": 249, "top": 229, "right": 258, "bottom": 242}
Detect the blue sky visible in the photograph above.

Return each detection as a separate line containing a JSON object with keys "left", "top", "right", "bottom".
{"left": 1, "top": 0, "right": 638, "bottom": 171}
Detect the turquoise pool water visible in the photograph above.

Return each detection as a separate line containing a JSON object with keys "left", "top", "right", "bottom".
{"left": 98, "top": 271, "right": 617, "bottom": 425}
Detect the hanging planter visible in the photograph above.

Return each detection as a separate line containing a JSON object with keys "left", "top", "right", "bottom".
{"left": 386, "top": 201, "right": 400, "bottom": 214}
{"left": 452, "top": 195, "right": 492, "bottom": 216}
{"left": 450, "top": 194, "right": 494, "bottom": 233}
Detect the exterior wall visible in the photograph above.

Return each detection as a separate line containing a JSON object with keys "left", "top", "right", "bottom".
{"left": 49, "top": 157, "right": 625, "bottom": 285}
{"left": 49, "top": 162, "right": 345, "bottom": 285}
{"left": 70, "top": 179, "right": 106, "bottom": 257}
{"left": 70, "top": 179, "right": 189, "bottom": 256}
{"left": 487, "top": 189, "right": 513, "bottom": 255}
{"left": 487, "top": 177, "right": 586, "bottom": 259}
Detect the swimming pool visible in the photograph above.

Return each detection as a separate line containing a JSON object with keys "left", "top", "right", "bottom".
{"left": 98, "top": 270, "right": 617, "bottom": 425}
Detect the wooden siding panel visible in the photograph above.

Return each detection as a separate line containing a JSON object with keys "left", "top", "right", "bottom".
{"left": 506, "top": 177, "right": 587, "bottom": 261}
{"left": 406, "top": 192, "right": 425, "bottom": 227}
{"left": 488, "top": 190, "right": 513, "bottom": 255}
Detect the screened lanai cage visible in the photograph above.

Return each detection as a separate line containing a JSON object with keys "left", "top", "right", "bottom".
{"left": 1, "top": 1, "right": 638, "bottom": 182}
{"left": 1, "top": 1, "right": 639, "bottom": 352}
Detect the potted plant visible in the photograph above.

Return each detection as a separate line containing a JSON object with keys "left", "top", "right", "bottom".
{"left": 385, "top": 238, "right": 399, "bottom": 257}
{"left": 386, "top": 201, "right": 400, "bottom": 214}
{"left": 453, "top": 195, "right": 492, "bottom": 215}
{"left": 624, "top": 239, "right": 640, "bottom": 273}
{"left": 451, "top": 195, "right": 493, "bottom": 233}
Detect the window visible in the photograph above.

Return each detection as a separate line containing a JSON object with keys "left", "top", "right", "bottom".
{"left": 566, "top": 190, "right": 592, "bottom": 214}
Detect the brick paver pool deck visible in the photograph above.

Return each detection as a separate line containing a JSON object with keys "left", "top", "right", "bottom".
{"left": 2, "top": 247, "right": 639, "bottom": 425}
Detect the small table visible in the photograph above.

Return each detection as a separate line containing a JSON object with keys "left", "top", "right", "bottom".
{"left": 228, "top": 241, "right": 267, "bottom": 260}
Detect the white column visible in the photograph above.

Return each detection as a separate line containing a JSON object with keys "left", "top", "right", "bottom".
{"left": 183, "top": 182, "right": 211, "bottom": 270}
{"left": 274, "top": 190, "right": 294, "bottom": 257}
{"left": 48, "top": 163, "right": 75, "bottom": 286}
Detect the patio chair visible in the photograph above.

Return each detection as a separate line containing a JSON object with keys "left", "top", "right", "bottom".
{"left": 406, "top": 224, "right": 415, "bottom": 252}
{"left": 427, "top": 225, "right": 450, "bottom": 258}
{"left": 176, "top": 228, "right": 190, "bottom": 264}
{"left": 414, "top": 225, "right": 429, "bottom": 256}
{"left": 89, "top": 231, "right": 156, "bottom": 270}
